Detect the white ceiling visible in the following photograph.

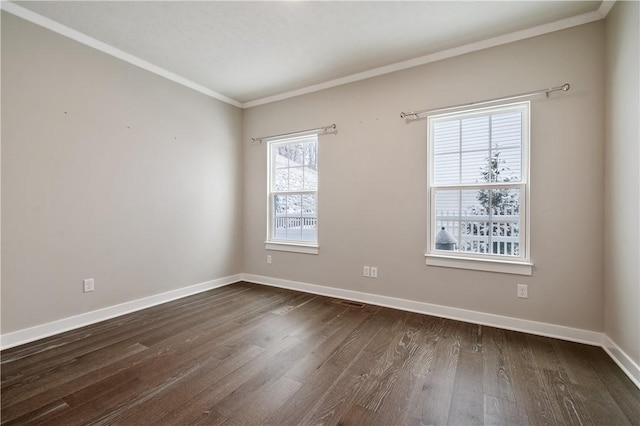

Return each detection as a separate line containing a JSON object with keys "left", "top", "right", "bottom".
{"left": 9, "top": 1, "right": 606, "bottom": 107}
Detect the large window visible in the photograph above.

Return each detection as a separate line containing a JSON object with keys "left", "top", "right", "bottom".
{"left": 426, "top": 102, "right": 531, "bottom": 274}
{"left": 266, "top": 135, "right": 318, "bottom": 253}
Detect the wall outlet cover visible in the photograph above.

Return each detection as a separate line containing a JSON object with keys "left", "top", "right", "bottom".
{"left": 517, "top": 284, "right": 528, "bottom": 298}
{"left": 371, "top": 267, "right": 378, "bottom": 278}
{"left": 83, "top": 278, "right": 95, "bottom": 293}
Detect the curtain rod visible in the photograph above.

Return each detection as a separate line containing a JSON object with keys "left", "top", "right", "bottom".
{"left": 250, "top": 124, "right": 336, "bottom": 144}
{"left": 399, "top": 83, "right": 570, "bottom": 119}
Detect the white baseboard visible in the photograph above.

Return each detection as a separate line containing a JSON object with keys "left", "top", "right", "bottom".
{"left": 602, "top": 334, "right": 640, "bottom": 389}
{"left": 241, "top": 274, "right": 602, "bottom": 346}
{"left": 242, "top": 274, "right": 640, "bottom": 389}
{"left": 2, "top": 272, "right": 637, "bottom": 390}
{"left": 0, "top": 274, "right": 241, "bottom": 350}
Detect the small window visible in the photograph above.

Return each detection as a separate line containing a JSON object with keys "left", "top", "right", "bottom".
{"left": 266, "top": 135, "right": 318, "bottom": 253}
{"left": 426, "top": 102, "right": 531, "bottom": 274}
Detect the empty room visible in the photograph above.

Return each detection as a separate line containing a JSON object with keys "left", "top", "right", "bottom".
{"left": 1, "top": 1, "right": 639, "bottom": 425}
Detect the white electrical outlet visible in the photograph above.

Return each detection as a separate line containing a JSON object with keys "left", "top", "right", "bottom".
{"left": 363, "top": 266, "right": 370, "bottom": 277}
{"left": 267, "top": 255, "right": 272, "bottom": 264}
{"left": 370, "top": 267, "right": 378, "bottom": 278}
{"left": 83, "top": 278, "right": 95, "bottom": 293}
{"left": 517, "top": 284, "right": 528, "bottom": 298}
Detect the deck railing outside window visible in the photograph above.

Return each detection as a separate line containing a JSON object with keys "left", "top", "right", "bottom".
{"left": 436, "top": 204, "right": 520, "bottom": 256}
{"left": 273, "top": 213, "right": 317, "bottom": 241}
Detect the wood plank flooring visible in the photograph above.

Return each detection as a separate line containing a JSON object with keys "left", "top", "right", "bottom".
{"left": 1, "top": 282, "right": 639, "bottom": 425}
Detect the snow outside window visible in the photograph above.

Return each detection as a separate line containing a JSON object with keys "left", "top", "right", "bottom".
{"left": 266, "top": 135, "right": 319, "bottom": 253}
{"left": 426, "top": 102, "right": 532, "bottom": 275}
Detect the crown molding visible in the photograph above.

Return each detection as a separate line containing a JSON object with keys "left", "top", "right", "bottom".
{"left": 243, "top": 9, "right": 603, "bottom": 108}
{"left": 598, "top": 0, "right": 617, "bottom": 18}
{"left": 0, "top": 1, "right": 243, "bottom": 108}
{"left": 1, "top": 1, "right": 606, "bottom": 110}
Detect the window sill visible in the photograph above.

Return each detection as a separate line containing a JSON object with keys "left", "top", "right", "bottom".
{"left": 425, "top": 253, "right": 532, "bottom": 275}
{"left": 265, "top": 241, "right": 319, "bottom": 255}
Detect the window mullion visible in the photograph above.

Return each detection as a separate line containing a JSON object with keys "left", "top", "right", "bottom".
{"left": 458, "top": 119, "right": 462, "bottom": 186}
{"left": 457, "top": 189, "right": 462, "bottom": 253}
{"left": 271, "top": 190, "right": 317, "bottom": 195}
{"left": 488, "top": 114, "right": 493, "bottom": 254}
{"left": 431, "top": 182, "right": 521, "bottom": 191}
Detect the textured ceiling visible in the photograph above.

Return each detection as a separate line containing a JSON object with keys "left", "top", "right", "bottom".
{"left": 13, "top": 1, "right": 602, "bottom": 105}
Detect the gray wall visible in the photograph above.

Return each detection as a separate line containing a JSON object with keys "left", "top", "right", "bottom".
{"left": 243, "top": 22, "right": 606, "bottom": 332}
{"left": 604, "top": 1, "right": 640, "bottom": 366}
{"left": 1, "top": 13, "right": 244, "bottom": 333}
{"left": 4, "top": 7, "right": 634, "bottom": 358}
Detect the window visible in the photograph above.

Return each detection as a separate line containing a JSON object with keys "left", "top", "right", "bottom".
{"left": 266, "top": 135, "right": 319, "bottom": 254}
{"left": 426, "top": 102, "right": 531, "bottom": 275}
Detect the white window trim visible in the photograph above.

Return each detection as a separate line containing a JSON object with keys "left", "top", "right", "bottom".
{"left": 265, "top": 241, "right": 319, "bottom": 254}
{"left": 265, "top": 135, "right": 319, "bottom": 255}
{"left": 425, "top": 253, "right": 533, "bottom": 275}
{"left": 425, "top": 101, "right": 532, "bottom": 274}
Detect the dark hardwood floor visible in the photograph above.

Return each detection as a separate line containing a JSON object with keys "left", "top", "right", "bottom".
{"left": 1, "top": 282, "right": 639, "bottom": 425}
